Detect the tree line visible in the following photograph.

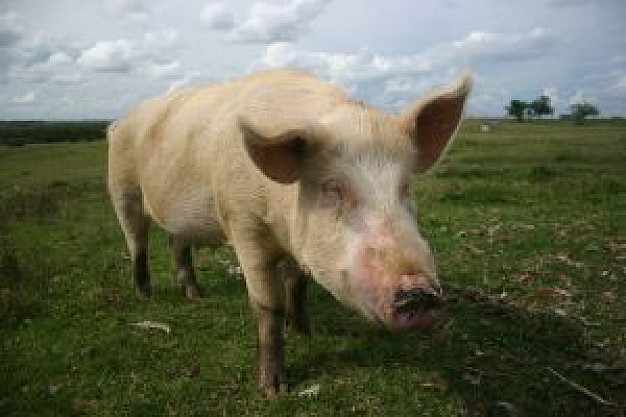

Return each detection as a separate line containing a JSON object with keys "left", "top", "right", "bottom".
{"left": 506, "top": 96, "right": 599, "bottom": 124}
{"left": 0, "top": 121, "right": 110, "bottom": 146}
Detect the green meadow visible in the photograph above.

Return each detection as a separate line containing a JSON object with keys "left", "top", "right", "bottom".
{"left": 1, "top": 120, "right": 624, "bottom": 416}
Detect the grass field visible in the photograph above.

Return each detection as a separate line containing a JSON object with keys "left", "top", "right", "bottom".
{"left": 1, "top": 120, "right": 625, "bottom": 416}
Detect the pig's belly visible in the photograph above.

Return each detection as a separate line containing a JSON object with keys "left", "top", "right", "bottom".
{"left": 143, "top": 189, "right": 227, "bottom": 246}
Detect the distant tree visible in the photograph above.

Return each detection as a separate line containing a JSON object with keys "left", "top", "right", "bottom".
{"left": 506, "top": 99, "right": 528, "bottom": 122}
{"left": 530, "top": 95, "right": 554, "bottom": 119}
{"left": 570, "top": 102, "right": 599, "bottom": 125}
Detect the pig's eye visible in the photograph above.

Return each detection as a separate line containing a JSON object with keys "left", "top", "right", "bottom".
{"left": 320, "top": 178, "right": 346, "bottom": 208}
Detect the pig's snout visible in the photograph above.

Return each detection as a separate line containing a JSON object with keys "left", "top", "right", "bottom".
{"left": 389, "top": 275, "right": 443, "bottom": 330}
{"left": 393, "top": 288, "right": 441, "bottom": 311}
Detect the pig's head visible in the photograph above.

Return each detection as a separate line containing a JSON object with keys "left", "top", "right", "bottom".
{"left": 240, "top": 70, "right": 472, "bottom": 331}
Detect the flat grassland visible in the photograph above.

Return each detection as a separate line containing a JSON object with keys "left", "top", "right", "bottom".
{"left": 1, "top": 120, "right": 624, "bottom": 416}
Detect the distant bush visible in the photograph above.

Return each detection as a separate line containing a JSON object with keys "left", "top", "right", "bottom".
{"left": 0, "top": 121, "right": 110, "bottom": 146}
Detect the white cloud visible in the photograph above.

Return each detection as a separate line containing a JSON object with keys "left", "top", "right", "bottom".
{"left": 256, "top": 27, "right": 557, "bottom": 112}
{"left": 384, "top": 77, "right": 414, "bottom": 94}
{"left": 18, "top": 51, "right": 83, "bottom": 84}
{"left": 12, "top": 91, "right": 36, "bottom": 104}
{"left": 0, "top": 11, "right": 24, "bottom": 47}
{"left": 232, "top": 0, "right": 331, "bottom": 43}
{"left": 77, "top": 39, "right": 135, "bottom": 72}
{"left": 614, "top": 75, "right": 626, "bottom": 90}
{"left": 142, "top": 29, "right": 179, "bottom": 51}
{"left": 568, "top": 90, "right": 598, "bottom": 106}
{"left": 203, "top": 0, "right": 332, "bottom": 44}
{"left": 103, "top": 0, "right": 152, "bottom": 21}
{"left": 47, "top": 51, "right": 73, "bottom": 67}
{"left": 468, "top": 83, "right": 511, "bottom": 117}
{"left": 2, "top": 1, "right": 626, "bottom": 119}
{"left": 148, "top": 59, "right": 181, "bottom": 78}
{"left": 441, "top": 27, "right": 556, "bottom": 65}
{"left": 201, "top": 3, "right": 235, "bottom": 31}
{"left": 76, "top": 29, "right": 180, "bottom": 76}
{"left": 167, "top": 71, "right": 198, "bottom": 93}
{"left": 257, "top": 42, "right": 438, "bottom": 110}
{"left": 260, "top": 27, "right": 556, "bottom": 80}
{"left": 568, "top": 90, "right": 583, "bottom": 105}
{"left": 0, "top": 13, "right": 86, "bottom": 88}
{"left": 13, "top": 31, "right": 74, "bottom": 68}
{"left": 260, "top": 42, "right": 431, "bottom": 82}
{"left": 542, "top": 86, "right": 559, "bottom": 106}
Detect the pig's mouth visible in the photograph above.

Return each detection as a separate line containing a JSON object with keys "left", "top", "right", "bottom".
{"left": 388, "top": 288, "right": 443, "bottom": 331}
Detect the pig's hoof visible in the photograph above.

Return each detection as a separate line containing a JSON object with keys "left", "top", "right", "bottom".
{"left": 260, "top": 371, "right": 288, "bottom": 398}
{"left": 287, "top": 317, "right": 311, "bottom": 336}
{"left": 135, "top": 285, "right": 152, "bottom": 299}
{"left": 261, "top": 381, "right": 289, "bottom": 399}
{"left": 184, "top": 284, "right": 202, "bottom": 300}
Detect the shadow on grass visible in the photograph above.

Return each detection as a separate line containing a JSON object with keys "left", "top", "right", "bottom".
{"left": 0, "top": 240, "right": 53, "bottom": 325}
{"left": 290, "top": 284, "right": 625, "bottom": 416}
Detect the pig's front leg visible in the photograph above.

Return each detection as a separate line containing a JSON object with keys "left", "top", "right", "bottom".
{"left": 255, "top": 302, "right": 286, "bottom": 397}
{"left": 283, "top": 259, "right": 310, "bottom": 335}
{"left": 230, "top": 229, "right": 287, "bottom": 397}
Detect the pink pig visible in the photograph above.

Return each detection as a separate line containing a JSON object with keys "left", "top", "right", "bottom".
{"left": 107, "top": 69, "right": 472, "bottom": 396}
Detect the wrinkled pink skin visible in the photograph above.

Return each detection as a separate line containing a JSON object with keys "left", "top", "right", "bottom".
{"left": 338, "top": 216, "right": 443, "bottom": 331}
{"left": 108, "top": 69, "right": 471, "bottom": 397}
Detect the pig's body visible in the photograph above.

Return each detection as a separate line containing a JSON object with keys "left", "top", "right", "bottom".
{"left": 108, "top": 69, "right": 471, "bottom": 396}
{"left": 111, "top": 70, "right": 345, "bottom": 251}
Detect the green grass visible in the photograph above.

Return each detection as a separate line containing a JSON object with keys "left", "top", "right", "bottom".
{"left": 1, "top": 120, "right": 625, "bottom": 416}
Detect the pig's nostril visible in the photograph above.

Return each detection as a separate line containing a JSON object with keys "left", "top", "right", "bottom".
{"left": 393, "top": 289, "right": 440, "bottom": 312}
{"left": 394, "top": 289, "right": 421, "bottom": 306}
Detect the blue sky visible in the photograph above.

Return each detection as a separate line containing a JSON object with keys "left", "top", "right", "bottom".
{"left": 1, "top": 0, "right": 625, "bottom": 119}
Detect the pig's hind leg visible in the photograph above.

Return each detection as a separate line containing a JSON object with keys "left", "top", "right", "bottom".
{"left": 169, "top": 235, "right": 202, "bottom": 300}
{"left": 110, "top": 192, "right": 152, "bottom": 298}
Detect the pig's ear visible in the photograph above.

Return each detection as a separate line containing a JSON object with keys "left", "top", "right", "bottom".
{"left": 397, "top": 70, "right": 472, "bottom": 172}
{"left": 238, "top": 115, "right": 321, "bottom": 184}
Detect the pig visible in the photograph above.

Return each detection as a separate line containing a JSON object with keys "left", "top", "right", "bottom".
{"left": 107, "top": 68, "right": 472, "bottom": 396}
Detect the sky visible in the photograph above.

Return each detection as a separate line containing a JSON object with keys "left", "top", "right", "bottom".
{"left": 1, "top": 0, "right": 625, "bottom": 120}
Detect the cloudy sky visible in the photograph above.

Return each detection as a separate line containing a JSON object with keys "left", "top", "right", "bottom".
{"left": 1, "top": 0, "right": 625, "bottom": 119}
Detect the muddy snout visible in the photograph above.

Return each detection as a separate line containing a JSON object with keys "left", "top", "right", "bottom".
{"left": 393, "top": 287, "right": 442, "bottom": 312}
{"left": 390, "top": 275, "right": 443, "bottom": 330}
